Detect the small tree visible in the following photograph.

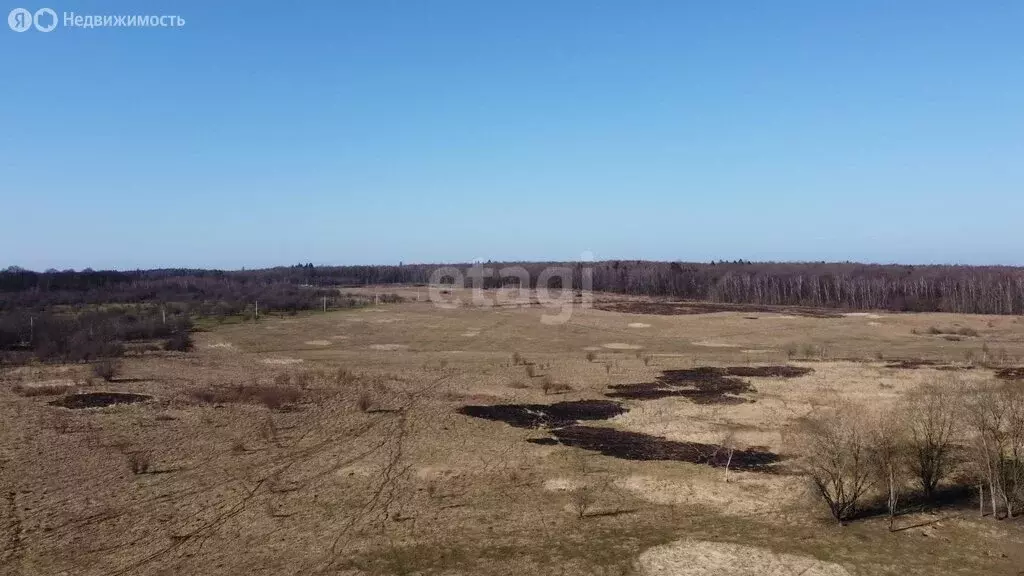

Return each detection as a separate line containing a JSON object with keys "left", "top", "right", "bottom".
{"left": 720, "top": 430, "right": 739, "bottom": 483}
{"left": 871, "top": 410, "right": 908, "bottom": 531}
{"left": 904, "top": 381, "right": 959, "bottom": 499}
{"left": 964, "top": 382, "right": 1024, "bottom": 518}
{"left": 795, "top": 403, "right": 875, "bottom": 523}
{"left": 569, "top": 485, "right": 595, "bottom": 519}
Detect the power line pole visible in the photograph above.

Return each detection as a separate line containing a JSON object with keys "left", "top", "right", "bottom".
{"left": 323, "top": 295, "right": 327, "bottom": 313}
{"left": 255, "top": 300, "right": 259, "bottom": 321}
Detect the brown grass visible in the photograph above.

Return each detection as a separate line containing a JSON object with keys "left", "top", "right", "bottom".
{"left": 4, "top": 290, "right": 1024, "bottom": 576}
{"left": 191, "top": 382, "right": 303, "bottom": 410}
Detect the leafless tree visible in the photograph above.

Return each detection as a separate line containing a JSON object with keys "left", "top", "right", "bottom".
{"left": 964, "top": 382, "right": 1024, "bottom": 518}
{"left": 794, "top": 403, "right": 875, "bottom": 524}
{"left": 870, "top": 409, "right": 907, "bottom": 531}
{"left": 719, "top": 430, "right": 739, "bottom": 483}
{"left": 903, "top": 381, "right": 959, "bottom": 499}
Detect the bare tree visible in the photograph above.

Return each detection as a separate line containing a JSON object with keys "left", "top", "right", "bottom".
{"left": 870, "top": 410, "right": 907, "bottom": 531}
{"left": 904, "top": 381, "right": 959, "bottom": 499}
{"left": 719, "top": 430, "right": 739, "bottom": 484}
{"left": 794, "top": 403, "right": 875, "bottom": 524}
{"left": 964, "top": 382, "right": 1024, "bottom": 519}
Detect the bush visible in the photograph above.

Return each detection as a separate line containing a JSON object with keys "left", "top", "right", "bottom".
{"left": 357, "top": 391, "right": 374, "bottom": 412}
{"left": 191, "top": 382, "right": 303, "bottom": 410}
{"left": 585, "top": 351, "right": 597, "bottom": 363}
{"left": 127, "top": 451, "right": 152, "bottom": 474}
{"left": 164, "top": 331, "right": 193, "bottom": 352}
{"left": 92, "top": 359, "right": 120, "bottom": 381}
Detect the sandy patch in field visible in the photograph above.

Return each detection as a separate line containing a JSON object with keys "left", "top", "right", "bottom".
{"left": 304, "top": 340, "right": 332, "bottom": 346}
{"left": 844, "top": 312, "right": 882, "bottom": 319}
{"left": 207, "top": 342, "right": 234, "bottom": 349}
{"left": 760, "top": 315, "right": 798, "bottom": 319}
{"left": 373, "top": 318, "right": 400, "bottom": 324}
{"left": 542, "top": 478, "right": 581, "bottom": 492}
{"left": 261, "top": 358, "right": 304, "bottom": 365}
{"left": 369, "top": 344, "right": 409, "bottom": 351}
{"left": 692, "top": 341, "right": 738, "bottom": 348}
{"left": 583, "top": 346, "right": 602, "bottom": 351}
{"left": 330, "top": 335, "right": 349, "bottom": 340}
{"left": 606, "top": 391, "right": 794, "bottom": 453}
{"left": 462, "top": 331, "right": 480, "bottom": 337}
{"left": 868, "top": 321, "right": 880, "bottom": 326}
{"left": 740, "top": 349, "right": 771, "bottom": 354}
{"left": 18, "top": 380, "right": 76, "bottom": 393}
{"left": 638, "top": 540, "right": 850, "bottom": 576}
{"left": 628, "top": 322, "right": 652, "bottom": 328}
{"left": 603, "top": 343, "right": 644, "bottom": 350}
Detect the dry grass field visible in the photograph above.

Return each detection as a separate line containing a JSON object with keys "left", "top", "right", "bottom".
{"left": 3, "top": 287, "right": 1024, "bottom": 575}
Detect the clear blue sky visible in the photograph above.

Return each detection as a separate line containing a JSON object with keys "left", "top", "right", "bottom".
{"left": 2, "top": 1, "right": 1022, "bottom": 270}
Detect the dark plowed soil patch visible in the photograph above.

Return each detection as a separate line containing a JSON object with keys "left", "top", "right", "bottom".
{"left": 996, "top": 367, "right": 1024, "bottom": 381}
{"left": 884, "top": 359, "right": 938, "bottom": 369}
{"left": 885, "top": 359, "right": 970, "bottom": 371}
{"left": 538, "top": 425, "right": 780, "bottom": 471}
{"left": 458, "top": 400, "right": 626, "bottom": 429}
{"left": 724, "top": 366, "right": 813, "bottom": 378}
{"left": 606, "top": 366, "right": 808, "bottom": 403}
{"left": 606, "top": 383, "right": 750, "bottom": 404}
{"left": 50, "top": 392, "right": 151, "bottom": 409}
{"left": 595, "top": 301, "right": 843, "bottom": 318}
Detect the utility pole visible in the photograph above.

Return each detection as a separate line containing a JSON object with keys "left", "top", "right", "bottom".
{"left": 29, "top": 316, "right": 34, "bottom": 344}
{"left": 323, "top": 295, "right": 327, "bottom": 313}
{"left": 161, "top": 307, "right": 166, "bottom": 325}
{"left": 255, "top": 300, "right": 259, "bottom": 321}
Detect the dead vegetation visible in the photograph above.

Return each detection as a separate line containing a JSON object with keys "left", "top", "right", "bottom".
{"left": 191, "top": 382, "right": 304, "bottom": 410}
{"left": 7, "top": 291, "right": 1024, "bottom": 576}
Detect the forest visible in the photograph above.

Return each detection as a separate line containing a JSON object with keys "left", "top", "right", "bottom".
{"left": 3, "top": 260, "right": 1023, "bottom": 365}
{"left": 5, "top": 260, "right": 1024, "bottom": 315}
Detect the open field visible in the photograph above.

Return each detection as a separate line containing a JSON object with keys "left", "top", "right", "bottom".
{"left": 3, "top": 288, "right": 1024, "bottom": 575}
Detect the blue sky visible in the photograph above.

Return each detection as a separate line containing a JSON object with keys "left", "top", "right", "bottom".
{"left": 1, "top": 1, "right": 1022, "bottom": 270}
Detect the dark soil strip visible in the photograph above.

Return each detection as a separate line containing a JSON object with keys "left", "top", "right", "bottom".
{"left": 458, "top": 400, "right": 626, "bottom": 429}
{"left": 723, "top": 366, "right": 813, "bottom": 378}
{"left": 535, "top": 425, "right": 780, "bottom": 471}
{"left": 605, "top": 384, "right": 749, "bottom": 404}
{"left": 595, "top": 301, "right": 843, "bottom": 318}
{"left": 50, "top": 392, "right": 151, "bottom": 409}
{"left": 996, "top": 367, "right": 1024, "bottom": 381}
{"left": 885, "top": 360, "right": 971, "bottom": 371}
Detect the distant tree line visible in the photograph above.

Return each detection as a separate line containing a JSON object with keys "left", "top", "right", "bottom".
{"left": 0, "top": 264, "right": 396, "bottom": 365}
{"left": 5, "top": 260, "right": 1024, "bottom": 315}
